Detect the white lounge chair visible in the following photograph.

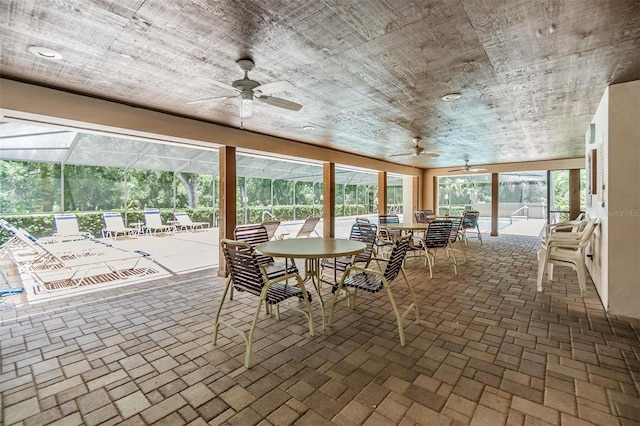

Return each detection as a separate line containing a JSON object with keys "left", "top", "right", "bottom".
{"left": 102, "top": 212, "right": 138, "bottom": 239}
{"left": 143, "top": 208, "right": 176, "bottom": 236}
{"left": 295, "top": 216, "right": 320, "bottom": 238}
{"left": 173, "top": 212, "right": 210, "bottom": 232}
{"left": 53, "top": 213, "right": 91, "bottom": 240}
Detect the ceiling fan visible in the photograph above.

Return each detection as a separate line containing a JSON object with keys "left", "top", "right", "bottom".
{"left": 448, "top": 160, "right": 486, "bottom": 173}
{"left": 188, "top": 58, "right": 302, "bottom": 118}
{"left": 390, "top": 137, "right": 439, "bottom": 158}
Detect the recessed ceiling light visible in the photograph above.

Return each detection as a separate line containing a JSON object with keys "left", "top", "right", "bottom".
{"left": 28, "top": 46, "right": 63, "bottom": 60}
{"left": 442, "top": 93, "right": 462, "bottom": 101}
{"left": 303, "top": 125, "right": 315, "bottom": 130}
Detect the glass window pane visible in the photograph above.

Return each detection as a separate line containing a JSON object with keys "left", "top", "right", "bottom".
{"left": 236, "top": 153, "right": 324, "bottom": 228}
{"left": 386, "top": 174, "right": 403, "bottom": 216}
{"left": 498, "top": 171, "right": 547, "bottom": 236}
{"left": 438, "top": 174, "right": 492, "bottom": 233}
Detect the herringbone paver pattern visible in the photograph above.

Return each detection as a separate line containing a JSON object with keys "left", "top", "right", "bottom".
{"left": 1, "top": 235, "right": 638, "bottom": 425}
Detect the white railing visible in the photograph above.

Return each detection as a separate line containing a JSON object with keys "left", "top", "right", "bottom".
{"left": 510, "top": 206, "right": 529, "bottom": 224}
{"left": 261, "top": 210, "right": 276, "bottom": 221}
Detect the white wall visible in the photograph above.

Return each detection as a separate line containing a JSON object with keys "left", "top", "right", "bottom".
{"left": 586, "top": 80, "right": 640, "bottom": 318}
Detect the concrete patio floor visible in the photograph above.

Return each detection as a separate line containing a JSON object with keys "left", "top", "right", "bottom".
{"left": 1, "top": 234, "right": 638, "bottom": 425}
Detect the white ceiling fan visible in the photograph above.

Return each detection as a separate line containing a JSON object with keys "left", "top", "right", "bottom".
{"left": 448, "top": 159, "right": 486, "bottom": 173}
{"left": 390, "top": 137, "right": 439, "bottom": 158}
{"left": 188, "top": 59, "right": 302, "bottom": 118}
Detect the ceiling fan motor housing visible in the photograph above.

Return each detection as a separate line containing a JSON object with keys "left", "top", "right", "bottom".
{"left": 233, "top": 58, "right": 260, "bottom": 95}
{"left": 232, "top": 78, "right": 260, "bottom": 93}
{"left": 236, "top": 59, "right": 255, "bottom": 72}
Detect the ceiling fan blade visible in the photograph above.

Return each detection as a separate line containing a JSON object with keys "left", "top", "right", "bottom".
{"left": 448, "top": 168, "right": 464, "bottom": 172}
{"left": 468, "top": 168, "right": 486, "bottom": 172}
{"left": 187, "top": 94, "right": 238, "bottom": 105}
{"left": 389, "top": 152, "right": 412, "bottom": 157}
{"left": 254, "top": 80, "right": 295, "bottom": 96}
{"left": 257, "top": 96, "right": 302, "bottom": 111}
{"left": 208, "top": 79, "right": 240, "bottom": 93}
{"left": 422, "top": 151, "right": 440, "bottom": 158}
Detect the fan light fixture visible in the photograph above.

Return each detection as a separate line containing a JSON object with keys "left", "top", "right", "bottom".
{"left": 441, "top": 92, "right": 462, "bottom": 101}
{"left": 240, "top": 92, "right": 253, "bottom": 118}
{"left": 28, "top": 46, "right": 62, "bottom": 60}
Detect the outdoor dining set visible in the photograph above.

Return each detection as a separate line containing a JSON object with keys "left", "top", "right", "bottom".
{"left": 214, "top": 210, "right": 485, "bottom": 368}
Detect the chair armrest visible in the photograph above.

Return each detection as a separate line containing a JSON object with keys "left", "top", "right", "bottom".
{"left": 544, "top": 239, "right": 582, "bottom": 250}
{"left": 344, "top": 264, "right": 385, "bottom": 279}
{"left": 542, "top": 220, "right": 587, "bottom": 236}
{"left": 262, "top": 269, "right": 302, "bottom": 285}
{"left": 546, "top": 233, "right": 583, "bottom": 242}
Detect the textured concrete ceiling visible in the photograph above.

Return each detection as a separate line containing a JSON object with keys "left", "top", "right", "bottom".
{"left": 1, "top": 0, "right": 638, "bottom": 169}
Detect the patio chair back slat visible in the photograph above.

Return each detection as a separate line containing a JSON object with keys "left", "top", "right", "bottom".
{"left": 351, "top": 222, "right": 377, "bottom": 264}
{"left": 320, "top": 222, "right": 377, "bottom": 275}
{"left": 234, "top": 224, "right": 273, "bottom": 266}
{"left": 233, "top": 224, "right": 299, "bottom": 281}
{"left": 384, "top": 237, "right": 410, "bottom": 282}
{"left": 448, "top": 217, "right": 463, "bottom": 243}
{"left": 423, "top": 220, "right": 453, "bottom": 249}
{"left": 221, "top": 240, "right": 266, "bottom": 298}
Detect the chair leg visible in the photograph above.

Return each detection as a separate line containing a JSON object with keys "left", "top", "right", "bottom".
{"left": 244, "top": 299, "right": 265, "bottom": 368}
{"left": 401, "top": 269, "right": 419, "bottom": 322}
{"left": 296, "top": 276, "right": 315, "bottom": 336}
{"left": 457, "top": 241, "right": 467, "bottom": 263}
{"left": 426, "top": 249, "right": 435, "bottom": 278}
{"left": 213, "top": 277, "right": 233, "bottom": 345}
{"left": 446, "top": 243, "right": 458, "bottom": 275}
{"left": 328, "top": 284, "right": 344, "bottom": 326}
{"left": 328, "top": 275, "right": 354, "bottom": 325}
{"left": 575, "top": 262, "right": 587, "bottom": 296}
{"left": 536, "top": 249, "right": 547, "bottom": 292}
{"left": 382, "top": 279, "right": 406, "bottom": 346}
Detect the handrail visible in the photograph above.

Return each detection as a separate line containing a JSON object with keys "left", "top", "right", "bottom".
{"left": 261, "top": 210, "right": 276, "bottom": 221}
{"left": 510, "top": 206, "right": 529, "bottom": 224}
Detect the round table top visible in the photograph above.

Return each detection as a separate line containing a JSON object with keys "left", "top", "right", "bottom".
{"left": 379, "top": 223, "right": 430, "bottom": 231}
{"left": 256, "top": 237, "right": 366, "bottom": 259}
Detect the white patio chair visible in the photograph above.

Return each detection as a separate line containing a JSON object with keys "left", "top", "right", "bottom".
{"left": 173, "top": 211, "right": 210, "bottom": 231}
{"left": 460, "top": 210, "right": 482, "bottom": 245}
{"left": 294, "top": 216, "right": 321, "bottom": 238}
{"left": 102, "top": 212, "right": 138, "bottom": 239}
{"left": 536, "top": 219, "right": 597, "bottom": 296}
{"left": 53, "top": 213, "right": 91, "bottom": 240}
{"left": 143, "top": 208, "right": 176, "bottom": 236}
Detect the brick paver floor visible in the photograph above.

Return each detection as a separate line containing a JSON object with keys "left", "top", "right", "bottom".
{"left": 1, "top": 235, "right": 638, "bottom": 425}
